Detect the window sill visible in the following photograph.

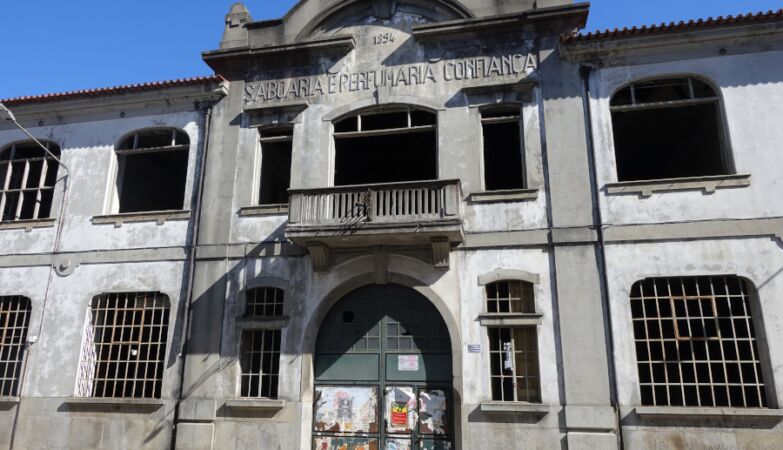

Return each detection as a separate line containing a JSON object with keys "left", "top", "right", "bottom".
{"left": 479, "top": 313, "right": 543, "bottom": 327}
{"left": 480, "top": 402, "right": 551, "bottom": 415}
{"left": 236, "top": 316, "right": 289, "bottom": 329}
{"left": 605, "top": 174, "right": 751, "bottom": 198}
{"left": 468, "top": 188, "right": 539, "bottom": 204}
{"left": 62, "top": 397, "right": 165, "bottom": 412}
{"left": 0, "top": 396, "right": 20, "bottom": 405}
{"left": 0, "top": 218, "right": 56, "bottom": 232}
{"left": 225, "top": 399, "right": 285, "bottom": 411}
{"left": 239, "top": 204, "right": 289, "bottom": 217}
{"left": 92, "top": 210, "right": 191, "bottom": 227}
{"left": 634, "top": 406, "right": 783, "bottom": 420}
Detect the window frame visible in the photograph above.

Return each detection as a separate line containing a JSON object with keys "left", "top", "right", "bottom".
{"left": 608, "top": 75, "right": 736, "bottom": 182}
{"left": 0, "top": 295, "right": 32, "bottom": 397}
{"left": 0, "top": 140, "right": 61, "bottom": 222}
{"left": 255, "top": 126, "right": 294, "bottom": 207}
{"left": 478, "top": 104, "right": 527, "bottom": 192}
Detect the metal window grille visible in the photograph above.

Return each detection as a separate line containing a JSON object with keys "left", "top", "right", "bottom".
{"left": 630, "top": 276, "right": 768, "bottom": 408}
{"left": 245, "top": 287, "right": 284, "bottom": 317}
{"left": 0, "top": 296, "right": 31, "bottom": 396}
{"left": 239, "top": 329, "right": 280, "bottom": 398}
{"left": 485, "top": 280, "right": 535, "bottom": 314}
{"left": 0, "top": 141, "right": 60, "bottom": 221}
{"left": 76, "top": 292, "right": 169, "bottom": 399}
{"left": 488, "top": 327, "right": 540, "bottom": 402}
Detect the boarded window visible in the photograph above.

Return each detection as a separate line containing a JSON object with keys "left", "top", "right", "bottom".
{"left": 488, "top": 327, "right": 540, "bottom": 402}
{"left": 485, "top": 280, "right": 535, "bottom": 314}
{"left": 610, "top": 77, "right": 731, "bottom": 181}
{"left": 239, "top": 329, "right": 281, "bottom": 398}
{"left": 116, "top": 129, "right": 189, "bottom": 213}
{"left": 0, "top": 141, "right": 60, "bottom": 221}
{"left": 630, "top": 276, "right": 769, "bottom": 408}
{"left": 76, "top": 292, "right": 170, "bottom": 399}
{"left": 333, "top": 107, "right": 437, "bottom": 186}
{"left": 258, "top": 128, "right": 293, "bottom": 205}
{"left": 0, "top": 296, "right": 31, "bottom": 396}
{"left": 481, "top": 107, "right": 525, "bottom": 191}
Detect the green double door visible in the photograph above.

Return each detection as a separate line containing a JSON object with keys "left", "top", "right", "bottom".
{"left": 313, "top": 284, "right": 453, "bottom": 450}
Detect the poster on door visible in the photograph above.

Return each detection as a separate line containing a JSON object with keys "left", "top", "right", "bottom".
{"left": 385, "top": 437, "right": 412, "bottom": 450}
{"left": 384, "top": 386, "right": 416, "bottom": 433}
{"left": 314, "top": 386, "right": 379, "bottom": 433}
{"left": 313, "top": 436, "right": 379, "bottom": 450}
{"left": 418, "top": 389, "right": 449, "bottom": 435}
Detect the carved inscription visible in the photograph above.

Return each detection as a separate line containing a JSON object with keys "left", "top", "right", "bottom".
{"left": 244, "top": 52, "right": 537, "bottom": 105}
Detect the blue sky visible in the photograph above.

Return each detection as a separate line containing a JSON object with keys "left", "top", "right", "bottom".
{"left": 1, "top": 1, "right": 780, "bottom": 99}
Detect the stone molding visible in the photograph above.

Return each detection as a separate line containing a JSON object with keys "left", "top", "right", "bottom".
{"left": 604, "top": 174, "right": 751, "bottom": 198}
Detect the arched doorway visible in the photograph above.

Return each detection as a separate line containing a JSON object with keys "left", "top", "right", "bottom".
{"left": 313, "top": 284, "right": 453, "bottom": 450}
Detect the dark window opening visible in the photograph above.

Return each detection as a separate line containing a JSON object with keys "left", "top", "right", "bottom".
{"left": 239, "top": 329, "right": 281, "bottom": 399}
{"left": 485, "top": 280, "right": 535, "bottom": 314}
{"left": 245, "top": 287, "right": 284, "bottom": 317}
{"left": 0, "top": 296, "right": 31, "bottom": 396}
{"left": 630, "top": 276, "right": 768, "bottom": 408}
{"left": 77, "top": 292, "right": 169, "bottom": 399}
{"left": 0, "top": 141, "right": 60, "bottom": 221}
{"left": 611, "top": 77, "right": 731, "bottom": 182}
{"left": 481, "top": 107, "right": 524, "bottom": 191}
{"left": 116, "top": 129, "right": 189, "bottom": 213}
{"left": 258, "top": 128, "right": 293, "bottom": 205}
{"left": 489, "top": 327, "right": 540, "bottom": 402}
{"left": 333, "top": 108, "right": 437, "bottom": 186}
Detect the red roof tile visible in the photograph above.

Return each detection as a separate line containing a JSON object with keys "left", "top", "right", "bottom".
{"left": 0, "top": 75, "right": 226, "bottom": 107}
{"left": 561, "top": 9, "right": 783, "bottom": 43}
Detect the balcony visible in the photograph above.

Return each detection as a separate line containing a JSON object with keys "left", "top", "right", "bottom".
{"left": 286, "top": 180, "right": 464, "bottom": 270}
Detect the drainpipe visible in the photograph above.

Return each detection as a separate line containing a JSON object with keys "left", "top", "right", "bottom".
{"left": 579, "top": 64, "right": 625, "bottom": 449}
{"left": 171, "top": 99, "right": 214, "bottom": 449}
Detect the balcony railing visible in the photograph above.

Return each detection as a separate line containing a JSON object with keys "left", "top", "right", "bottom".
{"left": 288, "top": 179, "right": 462, "bottom": 228}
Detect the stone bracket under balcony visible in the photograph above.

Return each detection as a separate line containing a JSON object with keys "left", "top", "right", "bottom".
{"left": 285, "top": 180, "right": 464, "bottom": 271}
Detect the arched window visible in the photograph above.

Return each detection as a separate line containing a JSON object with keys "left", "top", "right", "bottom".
{"left": 333, "top": 107, "right": 437, "bottom": 186}
{"left": 480, "top": 106, "right": 525, "bottom": 191}
{"left": 77, "top": 292, "right": 170, "bottom": 399}
{"left": 0, "top": 140, "right": 60, "bottom": 221}
{"left": 610, "top": 77, "right": 732, "bottom": 182}
{"left": 483, "top": 280, "right": 540, "bottom": 403}
{"left": 116, "top": 128, "right": 190, "bottom": 213}
{"left": 0, "top": 296, "right": 31, "bottom": 396}
{"left": 630, "top": 276, "right": 769, "bottom": 408}
{"left": 238, "top": 286, "right": 285, "bottom": 399}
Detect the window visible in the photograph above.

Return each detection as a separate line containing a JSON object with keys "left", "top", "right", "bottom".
{"left": 0, "top": 296, "right": 31, "bottom": 396}
{"left": 239, "top": 287, "right": 284, "bottom": 399}
{"left": 116, "top": 128, "right": 190, "bottom": 213}
{"left": 481, "top": 107, "right": 525, "bottom": 191}
{"left": 0, "top": 141, "right": 60, "bottom": 221}
{"left": 258, "top": 128, "right": 293, "bottom": 205}
{"left": 484, "top": 280, "right": 540, "bottom": 403}
{"left": 630, "top": 276, "right": 769, "bottom": 408}
{"left": 76, "top": 292, "right": 170, "bottom": 399}
{"left": 333, "top": 107, "right": 437, "bottom": 186}
{"left": 610, "top": 77, "right": 732, "bottom": 182}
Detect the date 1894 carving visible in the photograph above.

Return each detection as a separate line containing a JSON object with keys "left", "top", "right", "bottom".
{"left": 373, "top": 32, "right": 396, "bottom": 45}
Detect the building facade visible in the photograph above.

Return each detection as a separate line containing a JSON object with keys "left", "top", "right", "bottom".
{"left": 0, "top": 1, "right": 781, "bottom": 449}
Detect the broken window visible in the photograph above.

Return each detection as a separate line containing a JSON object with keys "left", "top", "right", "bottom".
{"left": 258, "top": 128, "right": 293, "bottom": 205}
{"left": 0, "top": 296, "right": 31, "bottom": 396}
{"left": 611, "top": 77, "right": 732, "bottom": 181}
{"left": 116, "top": 128, "right": 189, "bottom": 213}
{"left": 0, "top": 141, "right": 60, "bottom": 221}
{"left": 239, "top": 287, "right": 284, "bottom": 399}
{"left": 333, "top": 107, "right": 437, "bottom": 186}
{"left": 481, "top": 107, "right": 525, "bottom": 191}
{"left": 630, "top": 276, "right": 769, "bottom": 408}
{"left": 76, "top": 292, "right": 170, "bottom": 399}
{"left": 485, "top": 280, "right": 540, "bottom": 402}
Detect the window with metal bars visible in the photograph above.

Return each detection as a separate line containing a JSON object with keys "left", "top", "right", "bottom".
{"left": 116, "top": 128, "right": 190, "bottom": 213}
{"left": 0, "top": 141, "right": 60, "bottom": 221}
{"left": 630, "top": 276, "right": 769, "bottom": 408}
{"left": 488, "top": 328, "right": 540, "bottom": 402}
{"left": 610, "top": 77, "right": 733, "bottom": 182}
{"left": 244, "top": 287, "right": 284, "bottom": 318}
{"left": 239, "top": 329, "right": 281, "bottom": 398}
{"left": 76, "top": 292, "right": 170, "bottom": 399}
{"left": 0, "top": 296, "right": 31, "bottom": 397}
{"left": 485, "top": 280, "right": 535, "bottom": 314}
{"left": 481, "top": 106, "right": 525, "bottom": 191}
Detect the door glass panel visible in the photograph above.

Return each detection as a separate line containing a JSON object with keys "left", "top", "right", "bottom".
{"left": 314, "top": 436, "right": 379, "bottom": 450}
{"left": 314, "top": 386, "right": 379, "bottom": 433}
{"left": 419, "top": 439, "right": 453, "bottom": 450}
{"left": 418, "top": 389, "right": 449, "bottom": 435}
{"left": 385, "top": 437, "right": 413, "bottom": 450}
{"left": 384, "top": 386, "right": 417, "bottom": 434}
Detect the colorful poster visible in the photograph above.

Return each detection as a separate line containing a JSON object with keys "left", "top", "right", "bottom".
{"left": 384, "top": 386, "right": 416, "bottom": 434}
{"left": 314, "top": 386, "right": 379, "bottom": 433}
{"left": 313, "top": 436, "right": 379, "bottom": 450}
